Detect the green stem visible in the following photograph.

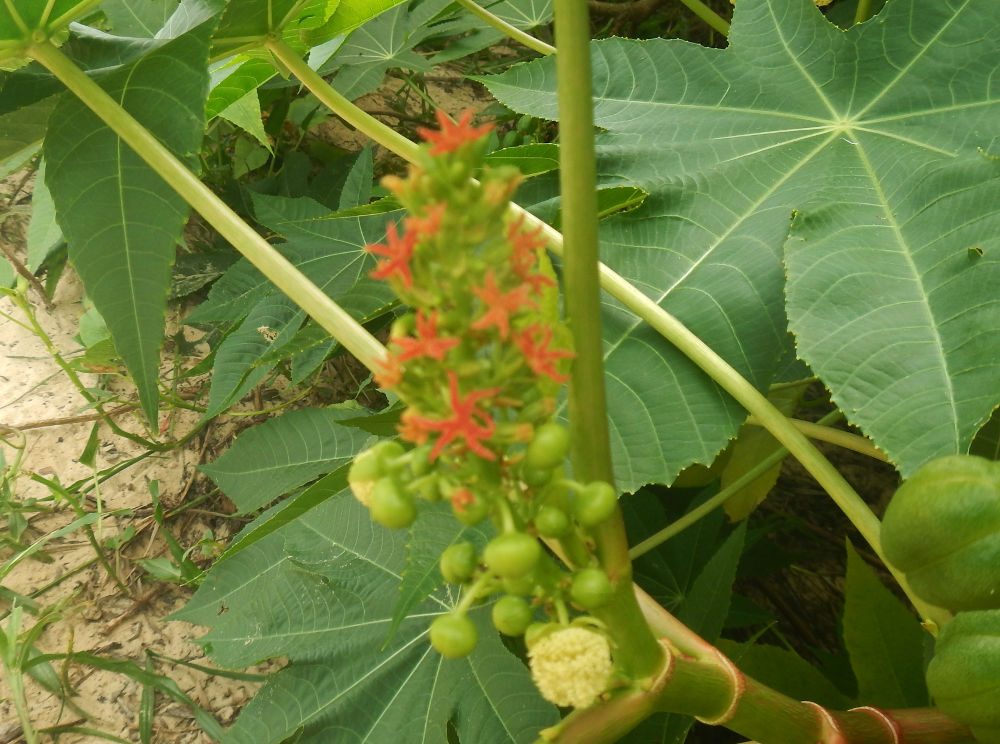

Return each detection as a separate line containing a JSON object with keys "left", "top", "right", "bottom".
{"left": 454, "top": 0, "right": 556, "bottom": 55}
{"left": 853, "top": 0, "right": 874, "bottom": 24}
{"left": 27, "top": 40, "right": 386, "bottom": 376}
{"left": 553, "top": 0, "right": 613, "bottom": 526}
{"left": 746, "top": 416, "right": 888, "bottom": 462}
{"left": 630, "top": 409, "right": 874, "bottom": 559}
{"left": 553, "top": 0, "right": 664, "bottom": 680}
{"left": 679, "top": 0, "right": 731, "bottom": 36}
{"left": 266, "top": 38, "right": 421, "bottom": 165}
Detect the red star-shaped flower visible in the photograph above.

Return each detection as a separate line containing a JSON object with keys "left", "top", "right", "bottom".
{"left": 508, "top": 215, "right": 555, "bottom": 295}
{"left": 367, "top": 221, "right": 416, "bottom": 287}
{"left": 514, "top": 324, "right": 574, "bottom": 383}
{"left": 405, "top": 202, "right": 446, "bottom": 239}
{"left": 392, "top": 310, "right": 459, "bottom": 363}
{"left": 417, "top": 109, "right": 494, "bottom": 156}
{"left": 405, "top": 371, "right": 501, "bottom": 460}
{"left": 471, "top": 270, "right": 535, "bottom": 339}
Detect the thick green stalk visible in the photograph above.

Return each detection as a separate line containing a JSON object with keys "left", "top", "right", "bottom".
{"left": 26, "top": 41, "right": 386, "bottom": 374}
{"left": 553, "top": 0, "right": 664, "bottom": 680}
{"left": 454, "top": 0, "right": 555, "bottom": 55}
{"left": 553, "top": 0, "right": 613, "bottom": 520}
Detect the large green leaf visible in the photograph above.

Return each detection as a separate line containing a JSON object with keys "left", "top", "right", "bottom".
{"left": 481, "top": 0, "right": 1000, "bottom": 484}
{"left": 182, "top": 495, "right": 557, "bottom": 744}
{"left": 199, "top": 405, "right": 375, "bottom": 512}
{"left": 0, "top": 0, "right": 101, "bottom": 43}
{"left": 0, "top": 96, "right": 57, "bottom": 177}
{"left": 101, "top": 0, "right": 180, "bottom": 37}
{"left": 44, "top": 21, "right": 213, "bottom": 422}
{"left": 842, "top": 542, "right": 928, "bottom": 708}
{"left": 212, "top": 0, "right": 334, "bottom": 57}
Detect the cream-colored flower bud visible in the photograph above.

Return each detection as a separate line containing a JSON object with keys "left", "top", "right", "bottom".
{"left": 528, "top": 627, "right": 612, "bottom": 708}
{"left": 350, "top": 477, "right": 376, "bottom": 507}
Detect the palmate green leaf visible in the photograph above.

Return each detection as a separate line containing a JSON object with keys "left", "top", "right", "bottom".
{"left": 199, "top": 405, "right": 374, "bottom": 512}
{"left": 44, "top": 20, "right": 213, "bottom": 423}
{"left": 0, "top": 96, "right": 57, "bottom": 177}
{"left": 183, "top": 495, "right": 557, "bottom": 744}
{"left": 303, "top": 0, "right": 406, "bottom": 44}
{"left": 101, "top": 0, "right": 180, "bottom": 37}
{"left": 203, "top": 293, "right": 304, "bottom": 417}
{"left": 481, "top": 0, "right": 1000, "bottom": 485}
{"left": 0, "top": 0, "right": 102, "bottom": 44}
{"left": 842, "top": 542, "right": 928, "bottom": 708}
{"left": 212, "top": 0, "right": 335, "bottom": 57}
{"left": 187, "top": 195, "right": 396, "bottom": 325}
{"left": 205, "top": 57, "right": 275, "bottom": 120}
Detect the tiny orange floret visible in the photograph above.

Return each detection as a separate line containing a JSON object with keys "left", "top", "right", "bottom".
{"left": 392, "top": 310, "right": 459, "bottom": 363}
{"left": 417, "top": 109, "right": 494, "bottom": 156}
{"left": 471, "top": 270, "right": 535, "bottom": 339}
{"left": 405, "top": 371, "right": 501, "bottom": 461}
{"left": 514, "top": 324, "right": 574, "bottom": 383}
{"left": 367, "top": 221, "right": 416, "bottom": 287}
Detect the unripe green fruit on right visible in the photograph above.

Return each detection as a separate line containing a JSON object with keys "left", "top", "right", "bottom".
{"left": 926, "top": 609, "right": 1000, "bottom": 742}
{"left": 881, "top": 455, "right": 1000, "bottom": 613}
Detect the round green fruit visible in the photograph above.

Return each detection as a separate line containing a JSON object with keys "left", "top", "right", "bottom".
{"left": 492, "top": 595, "right": 533, "bottom": 636}
{"left": 570, "top": 568, "right": 614, "bottom": 609}
{"left": 430, "top": 613, "right": 478, "bottom": 658}
{"left": 535, "top": 506, "right": 570, "bottom": 538}
{"left": 521, "top": 464, "right": 554, "bottom": 489}
{"left": 484, "top": 532, "right": 542, "bottom": 579}
{"left": 525, "top": 423, "right": 570, "bottom": 471}
{"left": 349, "top": 448, "right": 382, "bottom": 484}
{"left": 573, "top": 481, "right": 618, "bottom": 528}
{"left": 440, "top": 542, "right": 478, "bottom": 584}
{"left": 881, "top": 455, "right": 1000, "bottom": 612}
{"left": 926, "top": 609, "right": 1000, "bottom": 740}
{"left": 370, "top": 440, "right": 406, "bottom": 469}
{"left": 369, "top": 478, "right": 417, "bottom": 529}
{"left": 451, "top": 490, "right": 490, "bottom": 526}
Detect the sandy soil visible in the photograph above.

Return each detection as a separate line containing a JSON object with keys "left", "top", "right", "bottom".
{"left": 0, "top": 269, "right": 265, "bottom": 743}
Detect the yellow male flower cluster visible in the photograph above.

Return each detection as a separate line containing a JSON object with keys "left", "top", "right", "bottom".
{"left": 528, "top": 627, "right": 613, "bottom": 708}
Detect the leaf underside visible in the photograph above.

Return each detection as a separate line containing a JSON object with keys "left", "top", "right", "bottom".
{"left": 482, "top": 0, "right": 1000, "bottom": 481}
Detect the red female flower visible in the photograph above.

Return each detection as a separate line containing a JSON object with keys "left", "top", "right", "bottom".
{"left": 405, "top": 371, "right": 501, "bottom": 460}
{"left": 514, "top": 324, "right": 574, "bottom": 383}
{"left": 417, "top": 109, "right": 494, "bottom": 156}
{"left": 392, "top": 310, "right": 459, "bottom": 363}
{"left": 398, "top": 409, "right": 432, "bottom": 446}
{"left": 471, "top": 270, "right": 535, "bottom": 339}
{"left": 367, "top": 221, "right": 417, "bottom": 287}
